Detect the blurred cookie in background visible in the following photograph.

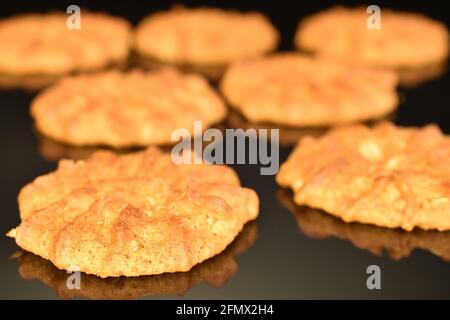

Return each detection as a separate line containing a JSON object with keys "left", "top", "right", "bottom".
{"left": 0, "top": 11, "right": 131, "bottom": 89}
{"left": 278, "top": 190, "right": 450, "bottom": 261}
{"left": 134, "top": 6, "right": 279, "bottom": 79}
{"left": 277, "top": 122, "right": 450, "bottom": 231}
{"left": 31, "top": 68, "right": 226, "bottom": 147}
{"left": 295, "top": 6, "right": 449, "bottom": 86}
{"left": 220, "top": 53, "right": 399, "bottom": 127}
{"left": 15, "top": 222, "right": 258, "bottom": 300}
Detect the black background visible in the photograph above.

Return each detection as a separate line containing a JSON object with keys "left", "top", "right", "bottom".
{"left": 0, "top": 0, "right": 450, "bottom": 299}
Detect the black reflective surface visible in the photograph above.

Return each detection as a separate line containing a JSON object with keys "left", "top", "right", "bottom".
{"left": 1, "top": 0, "right": 450, "bottom": 299}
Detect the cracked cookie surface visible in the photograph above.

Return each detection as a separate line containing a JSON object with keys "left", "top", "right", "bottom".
{"left": 295, "top": 6, "right": 449, "bottom": 68}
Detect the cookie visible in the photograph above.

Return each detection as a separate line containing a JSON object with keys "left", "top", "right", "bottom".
{"left": 31, "top": 68, "right": 227, "bottom": 147}
{"left": 0, "top": 12, "right": 131, "bottom": 76}
{"left": 295, "top": 6, "right": 449, "bottom": 68}
{"left": 278, "top": 190, "right": 450, "bottom": 260}
{"left": 16, "top": 222, "right": 257, "bottom": 299}
{"left": 220, "top": 53, "right": 398, "bottom": 126}
{"left": 134, "top": 7, "right": 279, "bottom": 66}
{"left": 277, "top": 122, "right": 450, "bottom": 231}
{"left": 8, "top": 147, "right": 259, "bottom": 277}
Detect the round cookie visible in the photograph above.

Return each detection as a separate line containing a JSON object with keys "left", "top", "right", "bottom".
{"left": 31, "top": 68, "right": 227, "bottom": 147}
{"left": 295, "top": 6, "right": 449, "bottom": 68}
{"left": 134, "top": 7, "right": 279, "bottom": 66}
{"left": 226, "top": 110, "right": 326, "bottom": 146}
{"left": 0, "top": 12, "right": 131, "bottom": 76}
{"left": 277, "top": 122, "right": 450, "bottom": 231}
{"left": 9, "top": 147, "right": 259, "bottom": 278}
{"left": 220, "top": 53, "right": 399, "bottom": 127}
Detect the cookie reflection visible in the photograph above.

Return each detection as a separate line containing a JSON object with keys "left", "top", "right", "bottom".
{"left": 278, "top": 190, "right": 450, "bottom": 260}
{"left": 38, "top": 134, "right": 104, "bottom": 161}
{"left": 36, "top": 133, "right": 141, "bottom": 162}
{"left": 0, "top": 73, "right": 59, "bottom": 91}
{"left": 226, "top": 110, "right": 396, "bottom": 147}
{"left": 0, "top": 62, "right": 128, "bottom": 92}
{"left": 16, "top": 222, "right": 257, "bottom": 300}
{"left": 137, "top": 55, "right": 225, "bottom": 82}
{"left": 398, "top": 63, "right": 447, "bottom": 88}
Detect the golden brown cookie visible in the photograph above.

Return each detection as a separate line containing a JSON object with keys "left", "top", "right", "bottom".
{"left": 31, "top": 68, "right": 227, "bottom": 147}
{"left": 134, "top": 7, "right": 279, "bottom": 66}
{"left": 36, "top": 135, "right": 111, "bottom": 162}
{"left": 295, "top": 6, "right": 449, "bottom": 68}
{"left": 16, "top": 222, "right": 257, "bottom": 299}
{"left": 220, "top": 53, "right": 399, "bottom": 126}
{"left": 137, "top": 55, "right": 226, "bottom": 81}
{"left": 226, "top": 110, "right": 326, "bottom": 146}
{"left": 0, "top": 12, "right": 131, "bottom": 76}
{"left": 8, "top": 147, "right": 259, "bottom": 278}
{"left": 278, "top": 190, "right": 450, "bottom": 261}
{"left": 0, "top": 73, "right": 59, "bottom": 91}
{"left": 277, "top": 122, "right": 450, "bottom": 231}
